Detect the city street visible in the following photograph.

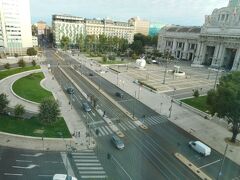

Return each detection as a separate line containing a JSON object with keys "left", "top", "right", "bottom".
{"left": 0, "top": 147, "right": 66, "bottom": 180}
{"left": 45, "top": 49, "right": 240, "bottom": 180}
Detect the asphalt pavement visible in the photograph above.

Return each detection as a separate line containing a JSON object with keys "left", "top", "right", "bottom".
{"left": 0, "top": 147, "right": 66, "bottom": 180}
{"left": 43, "top": 49, "right": 240, "bottom": 180}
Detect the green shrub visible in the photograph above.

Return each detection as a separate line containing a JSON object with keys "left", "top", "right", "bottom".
{"left": 193, "top": 89, "right": 200, "bottom": 98}
{"left": 108, "top": 55, "right": 116, "bottom": 61}
{"left": 18, "top": 59, "right": 26, "bottom": 68}
{"left": 4, "top": 63, "right": 10, "bottom": 69}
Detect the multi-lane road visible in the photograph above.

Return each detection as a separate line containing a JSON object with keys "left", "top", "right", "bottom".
{"left": 1, "top": 48, "right": 239, "bottom": 180}
{"left": 44, "top": 49, "right": 240, "bottom": 180}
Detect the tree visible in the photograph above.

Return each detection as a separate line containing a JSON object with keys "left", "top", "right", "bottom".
{"left": 14, "top": 53, "right": 18, "bottom": 58}
{"left": 60, "top": 36, "right": 70, "bottom": 50}
{"left": 206, "top": 71, "right": 240, "bottom": 143}
{"left": 0, "top": 93, "right": 9, "bottom": 114}
{"left": 31, "top": 25, "right": 38, "bottom": 36}
{"left": 32, "top": 60, "right": 36, "bottom": 66}
{"left": 193, "top": 89, "right": 200, "bottom": 98}
{"left": 130, "top": 40, "right": 144, "bottom": 55}
{"left": 14, "top": 104, "right": 25, "bottom": 117}
{"left": 102, "top": 55, "right": 107, "bottom": 63}
{"left": 39, "top": 98, "right": 60, "bottom": 124}
{"left": 18, "top": 59, "right": 26, "bottom": 68}
{"left": 4, "top": 63, "right": 10, "bottom": 69}
{"left": 76, "top": 34, "right": 85, "bottom": 52}
{"left": 27, "top": 47, "right": 37, "bottom": 56}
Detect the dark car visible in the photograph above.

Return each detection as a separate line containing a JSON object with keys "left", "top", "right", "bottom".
{"left": 82, "top": 102, "right": 92, "bottom": 112}
{"left": 89, "top": 73, "right": 94, "bottom": 76}
{"left": 115, "top": 92, "right": 124, "bottom": 98}
{"left": 66, "top": 87, "right": 74, "bottom": 94}
{"left": 111, "top": 135, "right": 125, "bottom": 150}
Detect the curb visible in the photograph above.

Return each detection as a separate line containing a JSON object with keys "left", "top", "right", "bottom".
{"left": 72, "top": 66, "right": 149, "bottom": 131}
{"left": 174, "top": 153, "right": 212, "bottom": 180}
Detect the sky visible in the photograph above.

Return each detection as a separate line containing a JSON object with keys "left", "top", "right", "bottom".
{"left": 30, "top": 0, "right": 229, "bottom": 26}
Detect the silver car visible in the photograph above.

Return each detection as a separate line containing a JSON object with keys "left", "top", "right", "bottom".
{"left": 82, "top": 102, "right": 91, "bottom": 112}
{"left": 111, "top": 135, "right": 125, "bottom": 150}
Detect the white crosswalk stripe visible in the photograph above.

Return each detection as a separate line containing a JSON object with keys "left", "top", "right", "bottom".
{"left": 71, "top": 150, "right": 107, "bottom": 179}
{"left": 105, "top": 126, "right": 113, "bottom": 134}
{"left": 142, "top": 115, "right": 167, "bottom": 126}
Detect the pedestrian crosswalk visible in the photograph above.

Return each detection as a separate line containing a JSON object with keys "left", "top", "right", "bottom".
{"left": 71, "top": 150, "right": 107, "bottom": 179}
{"left": 91, "top": 115, "right": 167, "bottom": 137}
{"left": 140, "top": 115, "right": 167, "bottom": 126}
{"left": 91, "top": 120, "right": 138, "bottom": 137}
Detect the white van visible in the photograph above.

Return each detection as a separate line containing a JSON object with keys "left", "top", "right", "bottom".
{"left": 189, "top": 141, "right": 211, "bottom": 156}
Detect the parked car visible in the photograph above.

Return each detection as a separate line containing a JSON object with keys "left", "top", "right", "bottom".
{"left": 115, "top": 92, "right": 124, "bottom": 98}
{"left": 66, "top": 87, "right": 74, "bottom": 94}
{"left": 82, "top": 102, "right": 92, "bottom": 112}
{"left": 53, "top": 174, "right": 77, "bottom": 180}
{"left": 189, "top": 141, "right": 211, "bottom": 156}
{"left": 111, "top": 135, "right": 125, "bottom": 150}
{"left": 152, "top": 60, "right": 158, "bottom": 64}
{"left": 89, "top": 73, "right": 94, "bottom": 76}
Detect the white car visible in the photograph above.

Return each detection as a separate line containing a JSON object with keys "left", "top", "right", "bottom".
{"left": 53, "top": 174, "right": 77, "bottom": 180}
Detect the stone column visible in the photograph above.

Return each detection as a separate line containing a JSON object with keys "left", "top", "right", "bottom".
{"left": 211, "top": 44, "right": 220, "bottom": 66}
{"left": 172, "top": 39, "right": 177, "bottom": 56}
{"left": 193, "top": 42, "right": 202, "bottom": 64}
{"left": 217, "top": 44, "right": 225, "bottom": 67}
{"left": 232, "top": 48, "right": 240, "bottom": 71}
{"left": 182, "top": 41, "right": 189, "bottom": 60}
{"left": 198, "top": 43, "right": 206, "bottom": 64}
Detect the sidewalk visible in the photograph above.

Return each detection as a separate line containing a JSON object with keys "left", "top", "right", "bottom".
{"left": 0, "top": 64, "right": 93, "bottom": 151}
{"left": 72, "top": 54, "right": 240, "bottom": 165}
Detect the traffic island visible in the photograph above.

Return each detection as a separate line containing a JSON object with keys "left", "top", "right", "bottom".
{"left": 174, "top": 153, "right": 212, "bottom": 180}
{"left": 12, "top": 72, "right": 53, "bottom": 103}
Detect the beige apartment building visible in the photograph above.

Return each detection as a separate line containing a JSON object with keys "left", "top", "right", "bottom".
{"left": 52, "top": 15, "right": 135, "bottom": 47}
{"left": 85, "top": 18, "right": 134, "bottom": 43}
{"left": 129, "top": 17, "right": 150, "bottom": 36}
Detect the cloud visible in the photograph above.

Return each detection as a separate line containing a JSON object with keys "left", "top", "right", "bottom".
{"left": 30, "top": 0, "right": 229, "bottom": 26}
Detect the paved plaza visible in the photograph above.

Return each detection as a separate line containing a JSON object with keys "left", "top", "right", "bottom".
{"left": 110, "top": 60, "right": 225, "bottom": 99}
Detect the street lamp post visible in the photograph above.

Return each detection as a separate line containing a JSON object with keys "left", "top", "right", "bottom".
{"left": 58, "top": 132, "right": 69, "bottom": 177}
{"left": 214, "top": 64, "right": 220, "bottom": 90}
{"left": 169, "top": 87, "right": 176, "bottom": 118}
{"left": 217, "top": 144, "right": 229, "bottom": 180}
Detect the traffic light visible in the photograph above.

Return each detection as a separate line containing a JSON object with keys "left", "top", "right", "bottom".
{"left": 107, "top": 153, "right": 111, "bottom": 160}
{"left": 95, "top": 129, "right": 100, "bottom": 136}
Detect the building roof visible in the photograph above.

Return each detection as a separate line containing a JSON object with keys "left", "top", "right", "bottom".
{"left": 165, "top": 26, "right": 201, "bottom": 33}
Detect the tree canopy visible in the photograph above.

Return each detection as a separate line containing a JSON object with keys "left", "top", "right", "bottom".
{"left": 60, "top": 36, "right": 70, "bottom": 50}
{"left": 207, "top": 71, "right": 240, "bottom": 142}
{"left": 39, "top": 98, "right": 60, "bottom": 124}
{"left": 0, "top": 93, "right": 9, "bottom": 113}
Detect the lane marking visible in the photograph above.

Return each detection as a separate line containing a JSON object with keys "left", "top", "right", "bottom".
{"left": 44, "top": 161, "right": 63, "bottom": 164}
{"left": 4, "top": 173, "right": 23, "bottom": 176}
{"left": 79, "top": 171, "right": 106, "bottom": 174}
{"left": 16, "top": 160, "right": 32, "bottom": 163}
{"left": 74, "top": 159, "right": 99, "bottom": 163}
{"left": 78, "top": 167, "right": 103, "bottom": 170}
{"left": 20, "top": 153, "right": 43, "bottom": 157}
{"left": 76, "top": 163, "right": 101, "bottom": 166}
{"left": 73, "top": 156, "right": 97, "bottom": 159}
{"left": 38, "top": 174, "right": 52, "bottom": 177}
{"left": 198, "top": 159, "right": 221, "bottom": 169}
{"left": 81, "top": 175, "right": 107, "bottom": 179}
{"left": 12, "top": 164, "right": 39, "bottom": 169}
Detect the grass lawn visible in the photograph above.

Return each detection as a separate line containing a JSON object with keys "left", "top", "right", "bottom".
{"left": 181, "top": 96, "right": 209, "bottom": 113}
{"left": 12, "top": 72, "right": 53, "bottom": 103}
{"left": 0, "top": 66, "right": 40, "bottom": 80}
{"left": 0, "top": 114, "right": 71, "bottom": 138}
